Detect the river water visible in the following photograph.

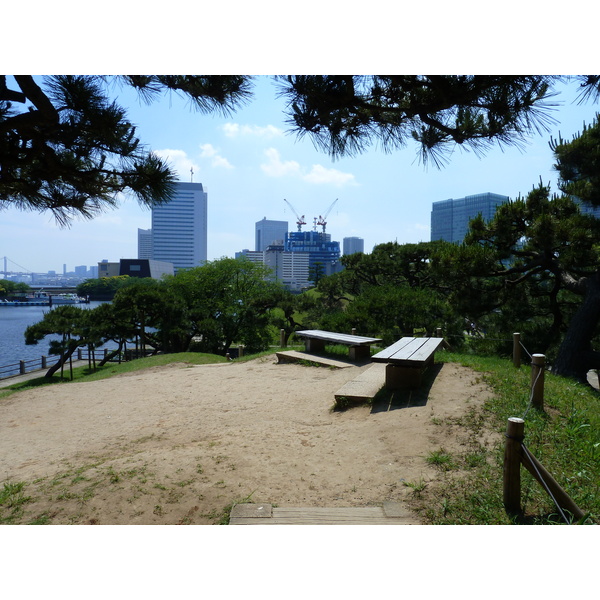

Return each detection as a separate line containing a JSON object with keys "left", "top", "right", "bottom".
{"left": 0, "top": 302, "right": 107, "bottom": 376}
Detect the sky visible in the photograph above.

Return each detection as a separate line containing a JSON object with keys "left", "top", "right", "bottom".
{"left": 2, "top": 75, "right": 598, "bottom": 275}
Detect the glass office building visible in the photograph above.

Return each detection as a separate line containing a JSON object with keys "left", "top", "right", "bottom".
{"left": 255, "top": 218, "right": 288, "bottom": 251}
{"left": 431, "top": 192, "right": 509, "bottom": 243}
{"left": 343, "top": 236, "right": 364, "bottom": 255}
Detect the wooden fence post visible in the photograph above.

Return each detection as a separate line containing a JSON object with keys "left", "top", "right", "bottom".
{"left": 42, "top": 355, "right": 47, "bottom": 369}
{"left": 503, "top": 417, "right": 525, "bottom": 515}
{"left": 238, "top": 345, "right": 244, "bottom": 358}
{"left": 280, "top": 329, "right": 286, "bottom": 348}
{"left": 19, "top": 360, "right": 26, "bottom": 375}
{"left": 513, "top": 333, "right": 521, "bottom": 368}
{"left": 531, "top": 354, "right": 545, "bottom": 410}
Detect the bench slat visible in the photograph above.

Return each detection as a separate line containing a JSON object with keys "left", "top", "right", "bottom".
{"left": 372, "top": 337, "right": 444, "bottom": 366}
{"left": 295, "top": 330, "right": 382, "bottom": 346}
{"left": 371, "top": 337, "right": 415, "bottom": 361}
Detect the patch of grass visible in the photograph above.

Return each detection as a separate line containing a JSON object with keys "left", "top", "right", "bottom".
{"left": 403, "top": 479, "right": 428, "bottom": 497}
{"left": 332, "top": 395, "right": 350, "bottom": 411}
{"left": 0, "top": 481, "right": 33, "bottom": 523}
{"left": 426, "top": 448, "right": 457, "bottom": 471}
{"left": 0, "top": 455, "right": 192, "bottom": 524}
{"left": 411, "top": 350, "right": 600, "bottom": 524}
{"left": 28, "top": 512, "right": 53, "bottom": 525}
{"left": 202, "top": 491, "right": 257, "bottom": 525}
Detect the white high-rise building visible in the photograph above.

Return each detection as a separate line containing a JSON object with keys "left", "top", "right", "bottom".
{"left": 151, "top": 182, "right": 207, "bottom": 271}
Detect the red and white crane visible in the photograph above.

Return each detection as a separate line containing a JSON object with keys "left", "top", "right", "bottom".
{"left": 283, "top": 199, "right": 306, "bottom": 232}
{"left": 316, "top": 198, "right": 339, "bottom": 233}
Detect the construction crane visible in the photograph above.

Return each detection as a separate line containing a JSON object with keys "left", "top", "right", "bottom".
{"left": 283, "top": 199, "right": 306, "bottom": 231}
{"left": 316, "top": 198, "right": 339, "bottom": 233}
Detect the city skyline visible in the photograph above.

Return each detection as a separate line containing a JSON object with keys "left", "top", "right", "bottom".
{"left": 2, "top": 78, "right": 598, "bottom": 275}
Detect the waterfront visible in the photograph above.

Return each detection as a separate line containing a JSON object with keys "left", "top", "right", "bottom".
{"left": 0, "top": 301, "right": 105, "bottom": 375}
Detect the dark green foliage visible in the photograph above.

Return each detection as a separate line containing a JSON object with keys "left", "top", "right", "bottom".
{"left": 552, "top": 113, "right": 600, "bottom": 206}
{"left": 25, "top": 258, "right": 285, "bottom": 368}
{"left": 76, "top": 275, "right": 131, "bottom": 300}
{"left": 312, "top": 240, "right": 463, "bottom": 343}
{"left": 0, "top": 280, "right": 30, "bottom": 297}
{"left": 166, "top": 258, "right": 283, "bottom": 354}
{"left": 438, "top": 180, "right": 600, "bottom": 379}
{"left": 335, "top": 284, "right": 462, "bottom": 345}
{"left": 1, "top": 75, "right": 252, "bottom": 224}
{"left": 340, "top": 241, "right": 447, "bottom": 294}
{"left": 25, "top": 305, "right": 90, "bottom": 378}
{"left": 277, "top": 75, "right": 562, "bottom": 166}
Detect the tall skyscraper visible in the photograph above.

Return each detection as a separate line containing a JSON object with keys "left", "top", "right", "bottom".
{"left": 255, "top": 218, "right": 288, "bottom": 251}
{"left": 137, "top": 228, "right": 153, "bottom": 259}
{"left": 343, "top": 236, "right": 364, "bottom": 255}
{"left": 151, "top": 181, "right": 207, "bottom": 271}
{"left": 431, "top": 192, "right": 509, "bottom": 243}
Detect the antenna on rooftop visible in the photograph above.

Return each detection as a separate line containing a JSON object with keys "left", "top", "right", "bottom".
{"left": 190, "top": 167, "right": 194, "bottom": 182}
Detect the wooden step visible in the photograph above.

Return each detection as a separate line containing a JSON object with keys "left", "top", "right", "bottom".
{"left": 334, "top": 363, "right": 386, "bottom": 403}
{"left": 275, "top": 350, "right": 354, "bottom": 369}
{"left": 229, "top": 503, "right": 418, "bottom": 525}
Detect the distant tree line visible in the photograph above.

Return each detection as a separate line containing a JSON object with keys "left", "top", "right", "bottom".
{"left": 0, "top": 280, "right": 31, "bottom": 298}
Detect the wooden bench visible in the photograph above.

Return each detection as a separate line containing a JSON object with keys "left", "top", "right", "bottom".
{"left": 371, "top": 337, "right": 444, "bottom": 389}
{"left": 293, "top": 330, "right": 382, "bottom": 361}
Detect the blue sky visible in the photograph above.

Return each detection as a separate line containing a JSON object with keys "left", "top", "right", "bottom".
{"left": 2, "top": 76, "right": 598, "bottom": 275}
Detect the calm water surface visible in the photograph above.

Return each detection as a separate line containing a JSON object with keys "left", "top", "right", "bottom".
{"left": 0, "top": 302, "right": 106, "bottom": 373}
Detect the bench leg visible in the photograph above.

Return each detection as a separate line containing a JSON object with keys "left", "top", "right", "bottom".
{"left": 385, "top": 364, "right": 424, "bottom": 390}
{"left": 349, "top": 345, "right": 370, "bottom": 361}
{"left": 305, "top": 338, "right": 326, "bottom": 353}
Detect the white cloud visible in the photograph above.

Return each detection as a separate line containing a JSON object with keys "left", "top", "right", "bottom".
{"left": 304, "top": 164, "right": 357, "bottom": 187}
{"left": 222, "top": 122, "right": 283, "bottom": 138}
{"left": 261, "top": 148, "right": 302, "bottom": 177}
{"left": 199, "top": 143, "right": 233, "bottom": 169}
{"left": 260, "top": 148, "right": 357, "bottom": 187}
{"left": 155, "top": 149, "right": 200, "bottom": 181}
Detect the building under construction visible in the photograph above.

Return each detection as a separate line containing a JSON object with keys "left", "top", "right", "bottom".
{"left": 237, "top": 201, "right": 343, "bottom": 290}
{"left": 285, "top": 230, "right": 341, "bottom": 279}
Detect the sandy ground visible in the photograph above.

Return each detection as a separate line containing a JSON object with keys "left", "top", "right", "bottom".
{"left": 0, "top": 356, "right": 498, "bottom": 524}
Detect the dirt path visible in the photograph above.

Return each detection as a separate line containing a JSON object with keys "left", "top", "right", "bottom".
{"left": 0, "top": 356, "right": 497, "bottom": 524}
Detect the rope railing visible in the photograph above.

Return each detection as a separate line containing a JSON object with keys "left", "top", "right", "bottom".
{"left": 520, "top": 443, "right": 571, "bottom": 524}
{"left": 504, "top": 418, "right": 587, "bottom": 524}
{"left": 425, "top": 327, "right": 586, "bottom": 523}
